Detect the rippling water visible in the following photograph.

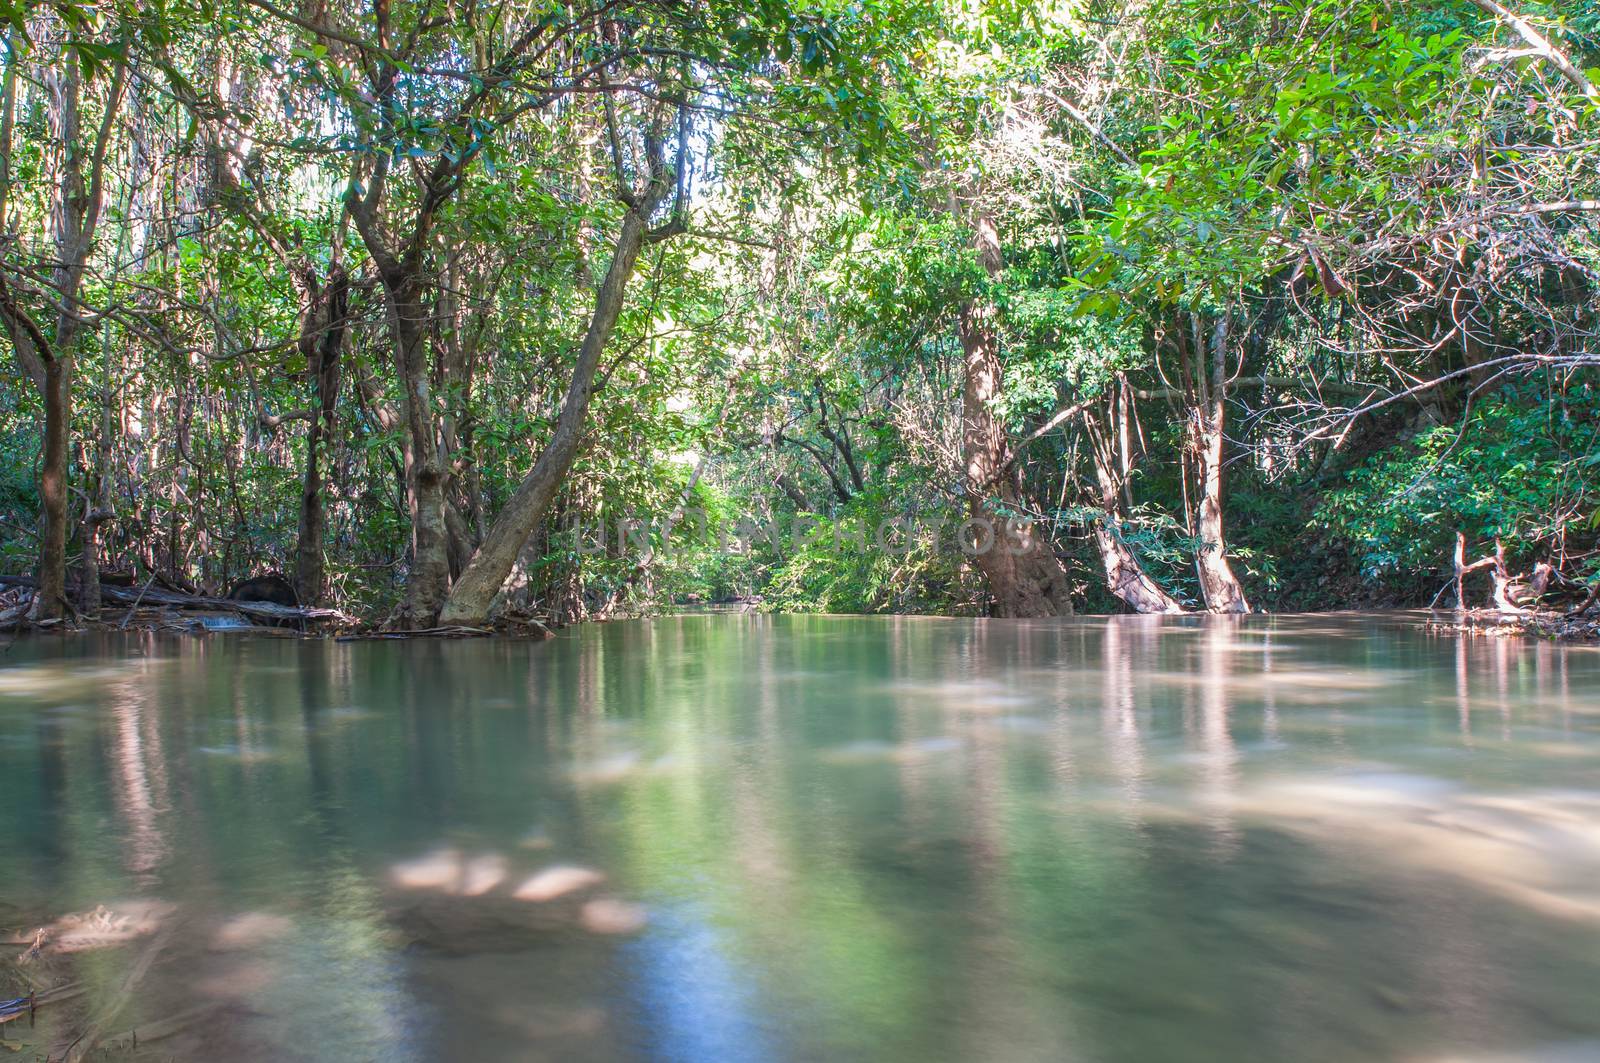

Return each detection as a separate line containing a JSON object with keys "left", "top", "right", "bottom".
{"left": 3, "top": 614, "right": 1600, "bottom": 1062}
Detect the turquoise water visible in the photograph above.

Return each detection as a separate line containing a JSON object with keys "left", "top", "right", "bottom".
{"left": 2, "top": 614, "right": 1600, "bottom": 1061}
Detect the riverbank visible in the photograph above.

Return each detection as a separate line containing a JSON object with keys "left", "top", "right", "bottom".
{"left": 1429, "top": 608, "right": 1600, "bottom": 642}
{"left": 7, "top": 573, "right": 1600, "bottom": 643}
{"left": 0, "top": 576, "right": 558, "bottom": 640}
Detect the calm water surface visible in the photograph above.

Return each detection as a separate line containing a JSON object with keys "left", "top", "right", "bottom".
{"left": 3, "top": 614, "right": 1600, "bottom": 1062}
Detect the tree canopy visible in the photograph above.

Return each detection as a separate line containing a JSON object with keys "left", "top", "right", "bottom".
{"left": 1, "top": 0, "right": 1595, "bottom": 625}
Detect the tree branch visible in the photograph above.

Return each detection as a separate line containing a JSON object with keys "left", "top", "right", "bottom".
{"left": 1467, "top": 0, "right": 1598, "bottom": 100}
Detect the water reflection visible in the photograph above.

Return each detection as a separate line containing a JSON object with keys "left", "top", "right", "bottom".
{"left": 108, "top": 669, "right": 170, "bottom": 879}
{"left": 1, "top": 616, "right": 1599, "bottom": 1062}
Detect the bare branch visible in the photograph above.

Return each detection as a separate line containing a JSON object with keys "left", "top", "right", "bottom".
{"left": 1466, "top": 0, "right": 1598, "bottom": 100}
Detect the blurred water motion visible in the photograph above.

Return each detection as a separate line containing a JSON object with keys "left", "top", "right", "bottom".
{"left": 1, "top": 614, "right": 1599, "bottom": 1061}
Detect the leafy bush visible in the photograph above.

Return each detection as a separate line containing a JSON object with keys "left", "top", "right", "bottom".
{"left": 1315, "top": 385, "right": 1600, "bottom": 592}
{"left": 762, "top": 489, "right": 973, "bottom": 614}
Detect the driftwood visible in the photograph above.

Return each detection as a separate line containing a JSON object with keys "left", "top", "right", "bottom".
{"left": 1434, "top": 532, "right": 1597, "bottom": 639}
{"left": 0, "top": 574, "right": 349, "bottom": 627}
{"left": 1449, "top": 533, "right": 1557, "bottom": 614}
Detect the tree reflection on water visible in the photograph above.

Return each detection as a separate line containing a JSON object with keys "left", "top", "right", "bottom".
{"left": 0, "top": 615, "right": 1598, "bottom": 1061}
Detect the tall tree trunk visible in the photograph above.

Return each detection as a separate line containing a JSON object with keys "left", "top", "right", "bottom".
{"left": 295, "top": 413, "right": 328, "bottom": 604}
{"left": 293, "top": 268, "right": 348, "bottom": 605}
{"left": 0, "top": 48, "right": 121, "bottom": 621}
{"left": 36, "top": 55, "right": 87, "bottom": 621}
{"left": 345, "top": 248, "right": 453, "bottom": 626}
{"left": 333, "top": 4, "right": 557, "bottom": 625}
{"left": 35, "top": 359, "right": 70, "bottom": 619}
{"left": 1188, "top": 315, "right": 1250, "bottom": 613}
{"left": 958, "top": 216, "right": 1074, "bottom": 619}
{"left": 440, "top": 207, "right": 659, "bottom": 626}
{"left": 394, "top": 291, "right": 453, "bottom": 627}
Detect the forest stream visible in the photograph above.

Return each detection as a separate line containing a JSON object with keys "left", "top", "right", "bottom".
{"left": 3, "top": 615, "right": 1600, "bottom": 1062}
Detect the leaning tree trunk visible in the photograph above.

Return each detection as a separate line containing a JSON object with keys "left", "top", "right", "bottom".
{"left": 1084, "top": 408, "right": 1185, "bottom": 614}
{"left": 439, "top": 206, "right": 659, "bottom": 626}
{"left": 958, "top": 216, "right": 1074, "bottom": 619}
{"left": 1189, "top": 315, "right": 1250, "bottom": 614}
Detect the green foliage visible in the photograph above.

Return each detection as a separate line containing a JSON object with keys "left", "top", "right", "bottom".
{"left": 1316, "top": 386, "right": 1600, "bottom": 588}
{"left": 0, "top": 422, "right": 38, "bottom": 570}
{"left": 762, "top": 488, "right": 971, "bottom": 614}
{"left": 1073, "top": 0, "right": 1488, "bottom": 318}
{"left": 0, "top": 0, "right": 1593, "bottom": 624}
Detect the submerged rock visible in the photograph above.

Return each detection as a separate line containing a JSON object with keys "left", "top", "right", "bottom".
{"left": 383, "top": 850, "right": 639, "bottom": 954}
{"left": 210, "top": 911, "right": 293, "bottom": 951}
{"left": 512, "top": 866, "right": 605, "bottom": 902}
{"left": 579, "top": 899, "right": 647, "bottom": 935}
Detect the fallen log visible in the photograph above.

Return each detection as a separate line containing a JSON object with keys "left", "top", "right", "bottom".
{"left": 0, "top": 575, "right": 350, "bottom": 626}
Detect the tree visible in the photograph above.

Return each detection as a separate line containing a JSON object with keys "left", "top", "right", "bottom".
{"left": 0, "top": 14, "right": 127, "bottom": 619}
{"left": 439, "top": 103, "right": 690, "bottom": 625}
